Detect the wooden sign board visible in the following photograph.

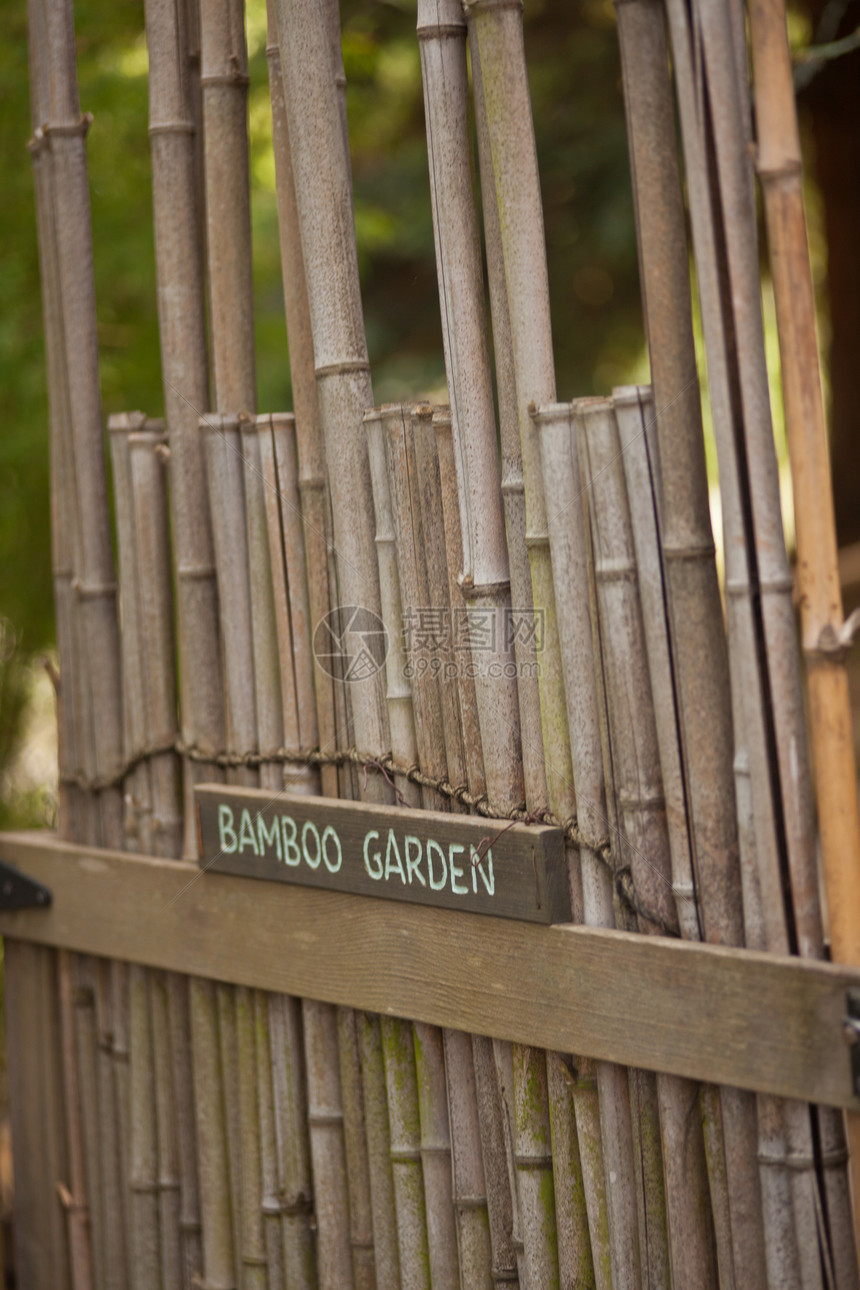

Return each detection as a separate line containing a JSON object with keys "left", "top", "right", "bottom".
{"left": 195, "top": 784, "right": 570, "bottom": 925}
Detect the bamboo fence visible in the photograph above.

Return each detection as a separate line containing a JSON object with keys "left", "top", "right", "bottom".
{"left": 9, "top": 0, "right": 860, "bottom": 1286}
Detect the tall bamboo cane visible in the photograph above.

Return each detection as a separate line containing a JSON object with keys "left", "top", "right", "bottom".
{"left": 749, "top": 0, "right": 860, "bottom": 1273}
{"left": 580, "top": 396, "right": 721, "bottom": 1285}
{"left": 128, "top": 424, "right": 201, "bottom": 1286}
{"left": 433, "top": 412, "right": 520, "bottom": 1288}
{"left": 268, "top": 993, "right": 317, "bottom": 1290}
{"left": 274, "top": 0, "right": 390, "bottom": 780}
{"left": 145, "top": 0, "right": 224, "bottom": 846}
{"left": 265, "top": 0, "right": 338, "bottom": 799}
{"left": 372, "top": 403, "right": 490, "bottom": 1288}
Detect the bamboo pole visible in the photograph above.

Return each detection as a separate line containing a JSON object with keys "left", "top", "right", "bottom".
{"left": 275, "top": 0, "right": 390, "bottom": 782}
{"left": 534, "top": 402, "right": 646, "bottom": 1290}
{"left": 304, "top": 998, "right": 355, "bottom": 1289}
{"left": 749, "top": 0, "right": 860, "bottom": 1274}
{"left": 358, "top": 1013, "right": 401, "bottom": 1290}
{"left": 254, "top": 993, "right": 286, "bottom": 1289}
{"left": 201, "top": 0, "right": 255, "bottom": 413}
{"left": 73, "top": 960, "right": 105, "bottom": 1290}
{"left": 268, "top": 993, "right": 317, "bottom": 1290}
{"left": 417, "top": 0, "right": 522, "bottom": 812}
{"left": 413, "top": 411, "right": 507, "bottom": 1290}
{"left": 265, "top": 0, "right": 338, "bottom": 798}
{"left": 235, "top": 986, "right": 268, "bottom": 1290}
{"left": 128, "top": 424, "right": 200, "bottom": 1286}
{"left": 144, "top": 0, "right": 225, "bottom": 851}
{"left": 580, "top": 396, "right": 721, "bottom": 1285}
{"left": 615, "top": 2, "right": 788, "bottom": 1284}
{"left": 382, "top": 1017, "right": 431, "bottom": 1289}
{"left": 338, "top": 1009, "right": 377, "bottom": 1289}
{"left": 144, "top": 9, "right": 232, "bottom": 1279}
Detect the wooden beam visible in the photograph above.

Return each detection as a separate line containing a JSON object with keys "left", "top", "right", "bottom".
{"left": 1, "top": 829, "right": 858, "bottom": 1110}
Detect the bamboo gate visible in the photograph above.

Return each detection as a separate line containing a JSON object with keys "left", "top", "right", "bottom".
{"left": 5, "top": 0, "right": 860, "bottom": 1287}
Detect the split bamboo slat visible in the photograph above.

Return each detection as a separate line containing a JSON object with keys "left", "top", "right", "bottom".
{"left": 12, "top": 0, "right": 860, "bottom": 1286}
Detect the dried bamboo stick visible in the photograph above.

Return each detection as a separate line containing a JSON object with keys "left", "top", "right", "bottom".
{"left": 216, "top": 972, "right": 244, "bottom": 1281}
{"left": 580, "top": 396, "right": 720, "bottom": 1285}
{"left": 382, "top": 1017, "right": 431, "bottom": 1289}
{"left": 304, "top": 998, "right": 355, "bottom": 1289}
{"left": 275, "top": 0, "right": 390, "bottom": 782}
{"left": 254, "top": 993, "right": 286, "bottom": 1289}
{"left": 128, "top": 425, "right": 201, "bottom": 1285}
{"left": 413, "top": 1024, "right": 460, "bottom": 1290}
{"left": 338, "top": 1010, "right": 377, "bottom": 1289}
{"left": 127, "top": 962, "right": 159, "bottom": 1290}
{"left": 660, "top": 2, "right": 838, "bottom": 1281}
{"left": 235, "top": 986, "right": 268, "bottom": 1290}
{"left": 201, "top": 0, "right": 255, "bottom": 413}
{"left": 268, "top": 993, "right": 317, "bottom": 1289}
{"left": 74, "top": 960, "right": 106, "bottom": 1290}
{"left": 749, "top": 0, "right": 860, "bottom": 1273}
{"left": 57, "top": 945, "right": 95, "bottom": 1290}
{"left": 358, "top": 1014, "right": 401, "bottom": 1290}
{"left": 746, "top": 0, "right": 860, "bottom": 960}
{"left": 534, "top": 402, "right": 646, "bottom": 1290}
{"left": 417, "top": 0, "right": 522, "bottom": 811}
{"left": 267, "top": 5, "right": 377, "bottom": 1256}
{"left": 144, "top": 0, "right": 225, "bottom": 852}
{"left": 265, "top": 0, "right": 338, "bottom": 798}
{"left": 190, "top": 975, "right": 236, "bottom": 1286}
{"left": 150, "top": 972, "right": 183, "bottom": 1290}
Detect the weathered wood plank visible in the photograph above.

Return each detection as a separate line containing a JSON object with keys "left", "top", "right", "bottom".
{"left": 195, "top": 783, "right": 570, "bottom": 924}
{"left": 0, "top": 829, "right": 857, "bottom": 1110}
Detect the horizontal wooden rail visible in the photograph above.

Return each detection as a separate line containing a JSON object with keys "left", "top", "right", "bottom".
{"left": 1, "top": 829, "right": 858, "bottom": 1110}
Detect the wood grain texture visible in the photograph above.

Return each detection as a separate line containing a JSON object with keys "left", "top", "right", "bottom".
{"left": 0, "top": 829, "right": 858, "bottom": 1111}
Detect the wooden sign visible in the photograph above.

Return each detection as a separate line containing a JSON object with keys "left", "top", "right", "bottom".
{"left": 195, "top": 784, "right": 570, "bottom": 925}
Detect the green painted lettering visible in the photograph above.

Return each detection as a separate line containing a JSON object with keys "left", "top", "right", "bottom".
{"left": 427, "top": 839, "right": 447, "bottom": 891}
{"left": 449, "top": 842, "right": 467, "bottom": 894}
{"left": 239, "top": 808, "right": 260, "bottom": 854}
{"left": 218, "top": 804, "right": 237, "bottom": 853}
{"left": 322, "top": 825, "right": 342, "bottom": 873}
{"left": 257, "top": 813, "right": 281, "bottom": 860}
{"left": 302, "top": 820, "right": 321, "bottom": 869}
{"left": 404, "top": 835, "right": 425, "bottom": 886}
{"left": 385, "top": 829, "right": 406, "bottom": 883}
{"left": 471, "top": 845, "right": 495, "bottom": 896}
{"left": 281, "top": 816, "right": 300, "bottom": 866}
{"left": 364, "top": 830, "right": 382, "bottom": 879}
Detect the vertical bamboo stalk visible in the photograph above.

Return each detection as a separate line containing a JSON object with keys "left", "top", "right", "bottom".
{"left": 580, "top": 396, "right": 720, "bottom": 1286}
{"left": 128, "top": 424, "right": 200, "bottom": 1285}
{"left": 201, "top": 0, "right": 255, "bottom": 413}
{"left": 749, "top": 0, "right": 860, "bottom": 1273}
{"left": 190, "top": 975, "right": 236, "bottom": 1287}
{"left": 254, "top": 993, "right": 286, "bottom": 1289}
{"left": 74, "top": 960, "right": 105, "bottom": 1290}
{"left": 382, "top": 1017, "right": 431, "bottom": 1289}
{"left": 358, "top": 1014, "right": 401, "bottom": 1290}
{"left": 144, "top": 0, "right": 225, "bottom": 852}
{"left": 338, "top": 1010, "right": 377, "bottom": 1289}
{"left": 417, "top": 0, "right": 522, "bottom": 811}
{"left": 304, "top": 999, "right": 355, "bottom": 1289}
{"left": 534, "top": 402, "right": 646, "bottom": 1290}
{"left": 275, "top": 0, "right": 390, "bottom": 779}
{"left": 268, "top": 993, "right": 317, "bottom": 1289}
{"left": 128, "top": 964, "right": 160, "bottom": 1290}
{"left": 413, "top": 1025, "right": 460, "bottom": 1290}
{"left": 235, "top": 986, "right": 267, "bottom": 1289}
{"left": 150, "top": 972, "right": 183, "bottom": 1290}
{"left": 265, "top": 0, "right": 338, "bottom": 797}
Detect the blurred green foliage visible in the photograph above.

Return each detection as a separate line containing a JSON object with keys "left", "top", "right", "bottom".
{"left": 0, "top": 0, "right": 642, "bottom": 819}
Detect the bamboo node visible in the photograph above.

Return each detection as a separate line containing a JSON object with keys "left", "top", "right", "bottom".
{"left": 148, "top": 121, "right": 196, "bottom": 136}
{"left": 314, "top": 359, "right": 371, "bottom": 379}
{"left": 44, "top": 113, "right": 93, "bottom": 138}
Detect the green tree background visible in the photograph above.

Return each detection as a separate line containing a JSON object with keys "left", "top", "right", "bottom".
{"left": 0, "top": 0, "right": 855, "bottom": 826}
